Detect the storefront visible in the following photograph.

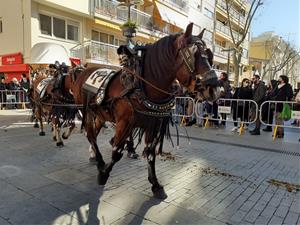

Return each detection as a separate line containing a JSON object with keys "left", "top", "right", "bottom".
{"left": 0, "top": 52, "right": 29, "bottom": 82}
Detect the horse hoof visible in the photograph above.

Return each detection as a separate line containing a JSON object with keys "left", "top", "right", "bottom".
{"left": 152, "top": 186, "right": 168, "bottom": 199}
{"left": 39, "top": 131, "right": 45, "bottom": 136}
{"left": 33, "top": 123, "right": 39, "bottom": 128}
{"left": 127, "top": 152, "right": 139, "bottom": 159}
{"left": 62, "top": 133, "right": 68, "bottom": 140}
{"left": 89, "top": 157, "right": 97, "bottom": 165}
{"left": 56, "top": 142, "right": 64, "bottom": 147}
{"left": 98, "top": 172, "right": 109, "bottom": 185}
{"left": 53, "top": 136, "right": 57, "bottom": 141}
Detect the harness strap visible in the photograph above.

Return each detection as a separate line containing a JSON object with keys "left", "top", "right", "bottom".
{"left": 122, "top": 67, "right": 174, "bottom": 96}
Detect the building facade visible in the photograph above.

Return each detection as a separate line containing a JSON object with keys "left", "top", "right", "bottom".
{"left": 0, "top": 0, "right": 251, "bottom": 83}
{"left": 249, "top": 31, "right": 300, "bottom": 88}
{"left": 214, "top": 0, "right": 250, "bottom": 82}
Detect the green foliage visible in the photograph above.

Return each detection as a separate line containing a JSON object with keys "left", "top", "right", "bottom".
{"left": 120, "top": 21, "right": 138, "bottom": 30}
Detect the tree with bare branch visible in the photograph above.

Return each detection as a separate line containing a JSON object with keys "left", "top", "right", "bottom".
{"left": 224, "top": 0, "right": 263, "bottom": 86}
{"left": 261, "top": 38, "right": 300, "bottom": 81}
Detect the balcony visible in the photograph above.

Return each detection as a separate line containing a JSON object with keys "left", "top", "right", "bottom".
{"left": 94, "top": 0, "right": 169, "bottom": 36}
{"left": 70, "top": 41, "right": 120, "bottom": 66}
{"left": 159, "top": 0, "right": 188, "bottom": 13}
{"left": 217, "top": 0, "right": 246, "bottom": 25}
{"left": 216, "top": 21, "right": 240, "bottom": 41}
{"left": 214, "top": 44, "right": 228, "bottom": 58}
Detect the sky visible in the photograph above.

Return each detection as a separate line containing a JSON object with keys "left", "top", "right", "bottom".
{"left": 251, "top": 0, "right": 300, "bottom": 49}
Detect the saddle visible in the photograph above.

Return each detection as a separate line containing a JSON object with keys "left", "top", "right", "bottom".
{"left": 82, "top": 68, "right": 117, "bottom": 105}
{"left": 36, "top": 77, "right": 54, "bottom": 99}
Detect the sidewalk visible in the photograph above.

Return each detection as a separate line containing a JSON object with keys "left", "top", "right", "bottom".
{"left": 172, "top": 122, "right": 299, "bottom": 155}
{"left": 0, "top": 109, "right": 32, "bottom": 116}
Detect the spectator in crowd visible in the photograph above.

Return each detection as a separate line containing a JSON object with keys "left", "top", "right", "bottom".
{"left": 218, "top": 72, "right": 232, "bottom": 127}
{"left": 0, "top": 77, "right": 8, "bottom": 109}
{"left": 231, "top": 78, "right": 253, "bottom": 132}
{"left": 291, "top": 89, "right": 300, "bottom": 126}
{"left": 267, "top": 75, "right": 293, "bottom": 138}
{"left": 20, "top": 73, "right": 30, "bottom": 103}
{"left": 20, "top": 74, "right": 30, "bottom": 91}
{"left": 8, "top": 77, "right": 21, "bottom": 109}
{"left": 261, "top": 80, "right": 278, "bottom": 132}
{"left": 250, "top": 74, "right": 267, "bottom": 135}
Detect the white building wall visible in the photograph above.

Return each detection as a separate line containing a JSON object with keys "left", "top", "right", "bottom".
{"left": 0, "top": 0, "right": 27, "bottom": 56}
{"left": 33, "top": 0, "right": 91, "bottom": 17}
{"left": 29, "top": 1, "right": 89, "bottom": 63}
{"left": 187, "top": 0, "right": 215, "bottom": 48}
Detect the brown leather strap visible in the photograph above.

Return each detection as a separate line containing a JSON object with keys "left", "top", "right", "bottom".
{"left": 122, "top": 67, "right": 174, "bottom": 96}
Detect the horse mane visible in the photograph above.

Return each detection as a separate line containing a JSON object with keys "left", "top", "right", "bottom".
{"left": 143, "top": 34, "right": 180, "bottom": 81}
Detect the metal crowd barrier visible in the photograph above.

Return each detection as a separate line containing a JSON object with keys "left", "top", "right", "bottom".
{"left": 0, "top": 90, "right": 30, "bottom": 110}
{"left": 172, "top": 97, "right": 195, "bottom": 125}
{"left": 259, "top": 100, "right": 300, "bottom": 140}
{"left": 194, "top": 98, "right": 258, "bottom": 134}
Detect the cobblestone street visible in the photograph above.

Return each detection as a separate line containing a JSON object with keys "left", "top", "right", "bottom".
{"left": 0, "top": 116, "right": 299, "bottom": 225}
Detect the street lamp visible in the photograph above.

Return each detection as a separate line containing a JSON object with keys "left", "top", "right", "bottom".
{"left": 117, "top": 0, "right": 144, "bottom": 43}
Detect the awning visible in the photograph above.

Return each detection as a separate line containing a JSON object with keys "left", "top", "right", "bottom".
{"left": 30, "top": 42, "right": 71, "bottom": 66}
{"left": 0, "top": 64, "right": 29, "bottom": 73}
{"left": 155, "top": 2, "right": 188, "bottom": 29}
{"left": 95, "top": 19, "right": 121, "bottom": 31}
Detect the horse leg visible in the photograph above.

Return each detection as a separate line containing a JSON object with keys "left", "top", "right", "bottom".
{"left": 144, "top": 136, "right": 167, "bottom": 199}
{"left": 84, "top": 112, "right": 106, "bottom": 181}
{"left": 62, "top": 121, "right": 75, "bottom": 140}
{"left": 36, "top": 106, "right": 45, "bottom": 136}
{"left": 52, "top": 117, "right": 64, "bottom": 147}
{"left": 88, "top": 117, "right": 103, "bottom": 163}
{"left": 126, "top": 134, "right": 139, "bottom": 159}
{"left": 52, "top": 123, "right": 57, "bottom": 141}
{"left": 55, "top": 125, "right": 64, "bottom": 147}
{"left": 98, "top": 119, "right": 130, "bottom": 185}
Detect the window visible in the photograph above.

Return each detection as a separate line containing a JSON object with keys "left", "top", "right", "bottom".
{"left": 40, "top": 14, "right": 51, "bottom": 35}
{"left": 204, "top": 7, "right": 214, "bottom": 19}
{"left": 92, "top": 30, "right": 100, "bottom": 42}
{"left": 100, "top": 33, "right": 108, "bottom": 43}
{"left": 67, "top": 21, "right": 79, "bottom": 41}
{"left": 39, "top": 13, "right": 79, "bottom": 41}
{"left": 53, "top": 17, "right": 65, "bottom": 39}
{"left": 0, "top": 19, "right": 2, "bottom": 33}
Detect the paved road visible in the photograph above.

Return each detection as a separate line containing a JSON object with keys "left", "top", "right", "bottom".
{"left": 0, "top": 115, "right": 299, "bottom": 225}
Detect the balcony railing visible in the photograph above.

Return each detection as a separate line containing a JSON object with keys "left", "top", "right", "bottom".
{"left": 216, "top": 21, "right": 240, "bottom": 41}
{"left": 160, "top": 0, "right": 188, "bottom": 12}
{"left": 217, "top": 0, "right": 246, "bottom": 25}
{"left": 94, "top": 0, "right": 169, "bottom": 35}
{"left": 70, "top": 41, "right": 120, "bottom": 66}
{"left": 214, "top": 45, "right": 228, "bottom": 57}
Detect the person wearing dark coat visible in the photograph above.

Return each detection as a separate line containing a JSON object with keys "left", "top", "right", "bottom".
{"left": 261, "top": 80, "right": 278, "bottom": 132}
{"left": 231, "top": 78, "right": 253, "bottom": 131}
{"left": 218, "top": 72, "right": 232, "bottom": 126}
{"left": 0, "top": 77, "right": 8, "bottom": 109}
{"left": 250, "top": 74, "right": 267, "bottom": 135}
{"left": 267, "top": 75, "right": 293, "bottom": 138}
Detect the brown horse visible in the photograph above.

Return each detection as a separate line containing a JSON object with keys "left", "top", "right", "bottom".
{"left": 30, "top": 66, "right": 81, "bottom": 147}
{"left": 72, "top": 23, "right": 220, "bottom": 198}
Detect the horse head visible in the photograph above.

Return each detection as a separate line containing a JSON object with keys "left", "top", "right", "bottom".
{"left": 174, "top": 23, "right": 220, "bottom": 102}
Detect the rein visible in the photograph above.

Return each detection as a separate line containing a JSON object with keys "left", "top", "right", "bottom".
{"left": 122, "top": 67, "right": 174, "bottom": 96}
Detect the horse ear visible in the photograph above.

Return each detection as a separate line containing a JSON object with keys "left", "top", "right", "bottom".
{"left": 198, "top": 28, "right": 206, "bottom": 39}
{"left": 184, "top": 23, "right": 193, "bottom": 38}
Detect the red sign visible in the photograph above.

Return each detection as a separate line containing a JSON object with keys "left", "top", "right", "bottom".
{"left": 1, "top": 52, "right": 23, "bottom": 65}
